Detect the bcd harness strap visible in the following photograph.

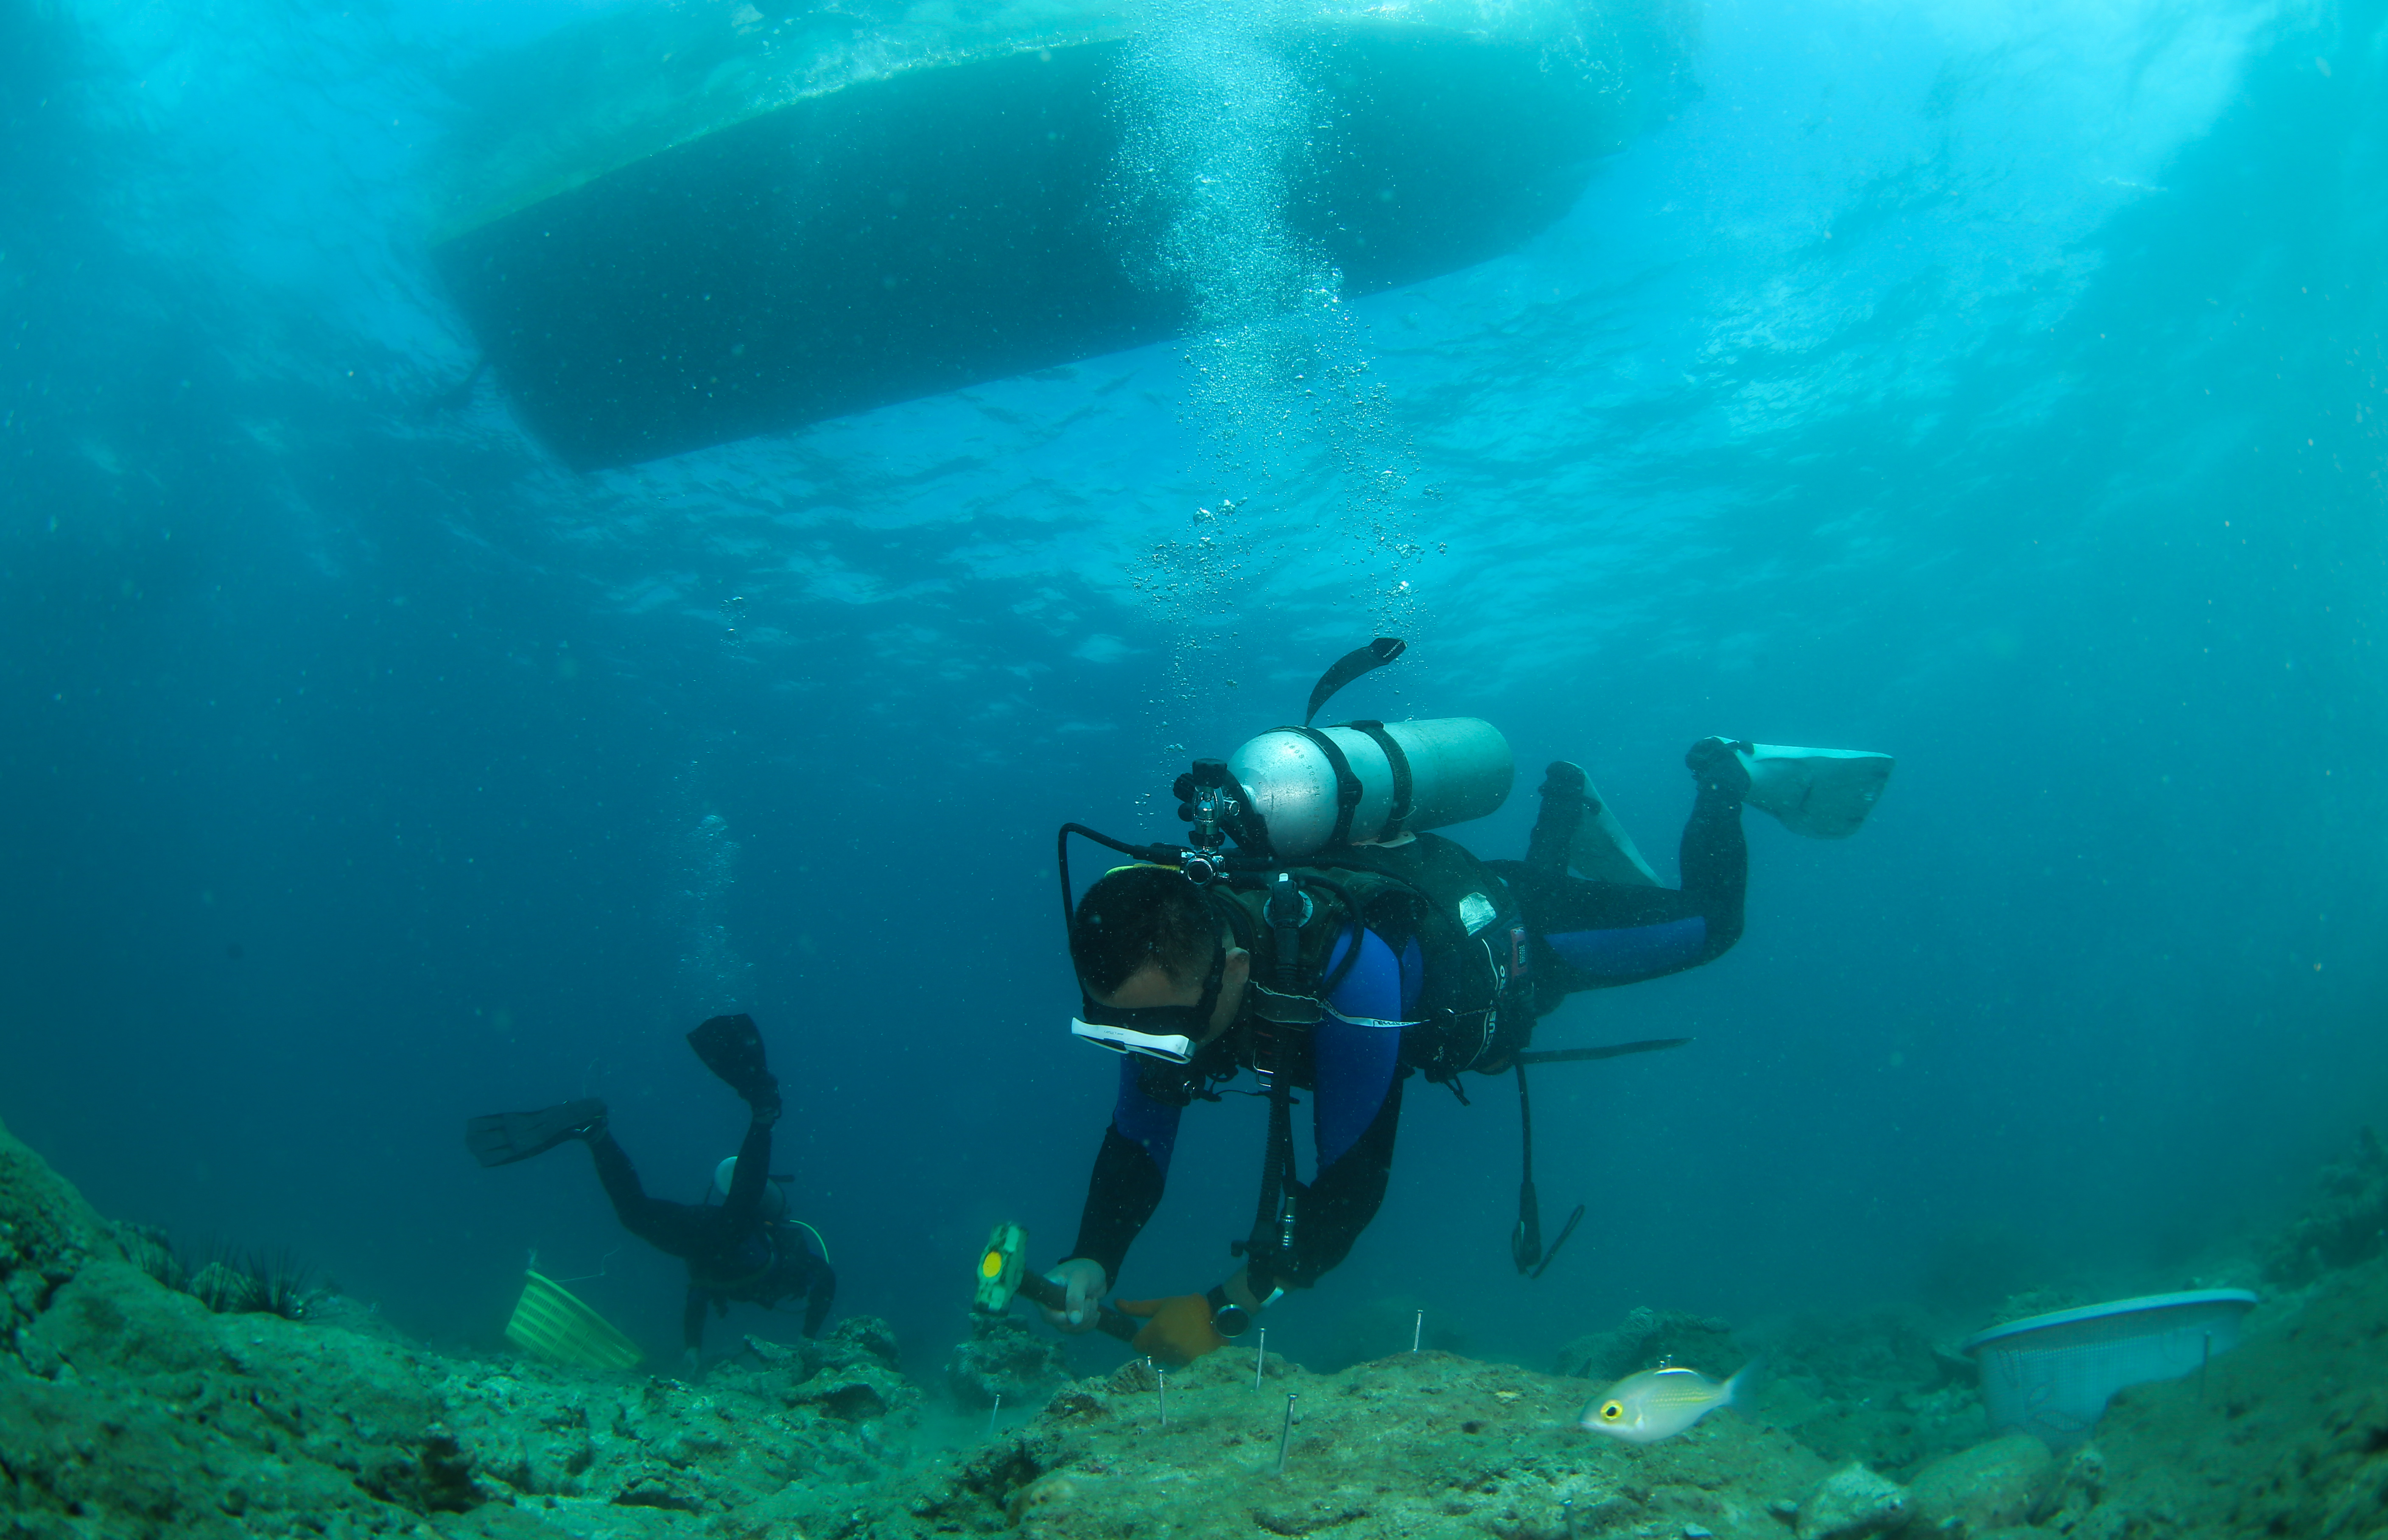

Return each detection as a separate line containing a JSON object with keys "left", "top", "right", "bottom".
{"left": 1240, "top": 872, "right": 1312, "bottom": 1297}
{"left": 1342, "top": 721, "right": 1415, "bottom": 840}
{"left": 1284, "top": 727, "right": 1365, "bottom": 850}
{"left": 1283, "top": 721, "right": 1417, "bottom": 848}
{"left": 1208, "top": 842, "right": 1546, "bottom": 1291}
{"left": 1294, "top": 840, "right": 1532, "bottom": 1084}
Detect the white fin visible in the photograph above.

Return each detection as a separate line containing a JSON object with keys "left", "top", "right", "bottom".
{"left": 1568, "top": 783, "right": 1662, "bottom": 886}
{"left": 1739, "top": 746, "right": 1894, "bottom": 838}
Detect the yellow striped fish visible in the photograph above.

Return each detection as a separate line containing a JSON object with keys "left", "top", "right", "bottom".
{"left": 1580, "top": 1363, "right": 1755, "bottom": 1444}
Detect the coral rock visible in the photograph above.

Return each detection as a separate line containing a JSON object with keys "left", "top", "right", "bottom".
{"left": 1796, "top": 1462, "right": 1911, "bottom": 1540}
{"left": 947, "top": 1309, "right": 1071, "bottom": 1408}
{"left": 1907, "top": 1432, "right": 2056, "bottom": 1533}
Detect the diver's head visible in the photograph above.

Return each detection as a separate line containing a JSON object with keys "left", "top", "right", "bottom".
{"left": 713, "top": 1156, "right": 789, "bottom": 1221}
{"left": 1068, "top": 866, "right": 1249, "bottom": 1048}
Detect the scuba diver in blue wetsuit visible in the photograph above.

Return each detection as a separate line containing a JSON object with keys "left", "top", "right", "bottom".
{"left": 466, "top": 1015, "right": 836, "bottom": 1366}
{"left": 1040, "top": 641, "right": 1891, "bottom": 1366}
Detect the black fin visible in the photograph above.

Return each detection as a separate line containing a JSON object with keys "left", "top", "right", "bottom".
{"left": 1515, "top": 1037, "right": 1694, "bottom": 1066}
{"left": 686, "top": 1013, "right": 773, "bottom": 1097}
{"left": 464, "top": 1099, "right": 605, "bottom": 1168}
{"left": 1303, "top": 637, "right": 1405, "bottom": 726}
{"left": 1530, "top": 1204, "right": 1586, "bottom": 1281}
{"left": 1511, "top": 1179, "right": 1544, "bottom": 1274}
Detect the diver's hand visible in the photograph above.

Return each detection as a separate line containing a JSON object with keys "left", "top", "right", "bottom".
{"left": 1040, "top": 1258, "right": 1108, "bottom": 1335}
{"left": 1116, "top": 1295, "right": 1227, "bottom": 1367}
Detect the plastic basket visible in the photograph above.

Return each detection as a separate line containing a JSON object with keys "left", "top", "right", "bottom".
{"left": 1961, "top": 1289, "right": 2256, "bottom": 1443}
{"left": 503, "top": 1270, "right": 643, "bottom": 1371}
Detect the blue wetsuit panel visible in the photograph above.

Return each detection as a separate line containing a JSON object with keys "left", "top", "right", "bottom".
{"left": 1314, "top": 927, "right": 1411, "bottom": 1169}
{"left": 1111, "top": 1059, "right": 1184, "bottom": 1173}
{"left": 1546, "top": 917, "right": 1709, "bottom": 981}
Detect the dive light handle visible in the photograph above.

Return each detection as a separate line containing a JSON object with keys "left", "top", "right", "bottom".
{"left": 1009, "top": 1269, "right": 1141, "bottom": 1344}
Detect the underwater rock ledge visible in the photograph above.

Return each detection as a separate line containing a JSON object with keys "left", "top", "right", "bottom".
{"left": 9, "top": 1109, "right": 2388, "bottom": 1539}
{"left": 0, "top": 1110, "right": 912, "bottom": 1540}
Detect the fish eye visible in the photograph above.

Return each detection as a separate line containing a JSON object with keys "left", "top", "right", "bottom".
{"left": 1602, "top": 1402, "right": 1623, "bottom": 1420}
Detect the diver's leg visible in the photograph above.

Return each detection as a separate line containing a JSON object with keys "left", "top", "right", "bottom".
{"left": 587, "top": 1132, "right": 718, "bottom": 1258}
{"left": 1494, "top": 801, "right": 1745, "bottom": 1009}
{"left": 691, "top": 1012, "right": 783, "bottom": 1235}
{"left": 713, "top": 1108, "right": 776, "bottom": 1231}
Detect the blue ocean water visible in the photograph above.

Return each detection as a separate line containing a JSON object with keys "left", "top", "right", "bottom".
{"left": 2, "top": 0, "right": 2382, "bottom": 1386}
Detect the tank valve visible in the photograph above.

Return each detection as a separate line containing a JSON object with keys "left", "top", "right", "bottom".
{"left": 1176, "top": 757, "right": 1238, "bottom": 851}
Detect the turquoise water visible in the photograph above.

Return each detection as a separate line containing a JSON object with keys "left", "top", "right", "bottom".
{"left": 2, "top": 0, "right": 2381, "bottom": 1375}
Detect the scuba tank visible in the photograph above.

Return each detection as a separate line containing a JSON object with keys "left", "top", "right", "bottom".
{"left": 1153, "top": 638, "right": 1512, "bottom": 864}
{"left": 1222, "top": 718, "right": 1513, "bottom": 861}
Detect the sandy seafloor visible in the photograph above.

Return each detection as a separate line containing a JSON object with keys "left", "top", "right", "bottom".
{"left": 6, "top": 1113, "right": 2385, "bottom": 1540}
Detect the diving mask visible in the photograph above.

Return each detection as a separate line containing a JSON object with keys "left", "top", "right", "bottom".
{"left": 1069, "top": 941, "right": 1228, "bottom": 1065}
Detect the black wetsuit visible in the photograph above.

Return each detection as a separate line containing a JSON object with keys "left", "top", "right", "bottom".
{"left": 588, "top": 1112, "right": 837, "bottom": 1351}
{"left": 1066, "top": 780, "right": 1746, "bottom": 1291}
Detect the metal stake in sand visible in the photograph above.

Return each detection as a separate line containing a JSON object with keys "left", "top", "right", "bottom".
{"left": 1158, "top": 1367, "right": 1169, "bottom": 1428}
{"left": 986, "top": 1392, "right": 1001, "bottom": 1439}
{"left": 2200, "top": 1330, "right": 2212, "bottom": 1403}
{"left": 1254, "top": 1327, "right": 1267, "bottom": 1390}
{"left": 1561, "top": 1498, "right": 1577, "bottom": 1540}
{"left": 1412, "top": 1309, "right": 1423, "bottom": 1353}
{"left": 1275, "top": 1393, "right": 1299, "bottom": 1475}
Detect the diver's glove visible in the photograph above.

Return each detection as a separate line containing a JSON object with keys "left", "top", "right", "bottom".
{"left": 1039, "top": 1258, "right": 1109, "bottom": 1335}
{"left": 1684, "top": 737, "right": 1754, "bottom": 802}
{"left": 1115, "top": 1295, "right": 1228, "bottom": 1367}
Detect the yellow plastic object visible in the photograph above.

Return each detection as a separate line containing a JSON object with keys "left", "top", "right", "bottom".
{"left": 974, "top": 1222, "right": 1026, "bottom": 1313}
{"left": 503, "top": 1271, "right": 643, "bottom": 1371}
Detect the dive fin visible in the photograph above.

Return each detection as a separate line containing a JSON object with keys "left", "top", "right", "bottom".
{"left": 1737, "top": 745, "right": 1894, "bottom": 838}
{"left": 1303, "top": 637, "right": 1405, "bottom": 726}
{"left": 464, "top": 1099, "right": 606, "bottom": 1168}
{"left": 1530, "top": 1203, "right": 1585, "bottom": 1281}
{"left": 1569, "top": 784, "right": 1661, "bottom": 886}
{"left": 1530, "top": 761, "right": 1660, "bottom": 886}
{"left": 1512, "top": 1176, "right": 1544, "bottom": 1274}
{"left": 686, "top": 1013, "right": 775, "bottom": 1099}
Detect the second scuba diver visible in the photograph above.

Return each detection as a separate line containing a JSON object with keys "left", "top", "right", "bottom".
{"left": 466, "top": 1014, "right": 835, "bottom": 1365}
{"left": 1044, "top": 685, "right": 1888, "bottom": 1367}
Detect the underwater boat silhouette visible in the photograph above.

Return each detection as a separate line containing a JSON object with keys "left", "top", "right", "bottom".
{"left": 429, "top": 0, "right": 1689, "bottom": 470}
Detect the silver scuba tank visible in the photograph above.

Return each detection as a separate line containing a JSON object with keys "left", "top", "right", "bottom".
{"left": 1225, "top": 718, "right": 1513, "bottom": 861}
